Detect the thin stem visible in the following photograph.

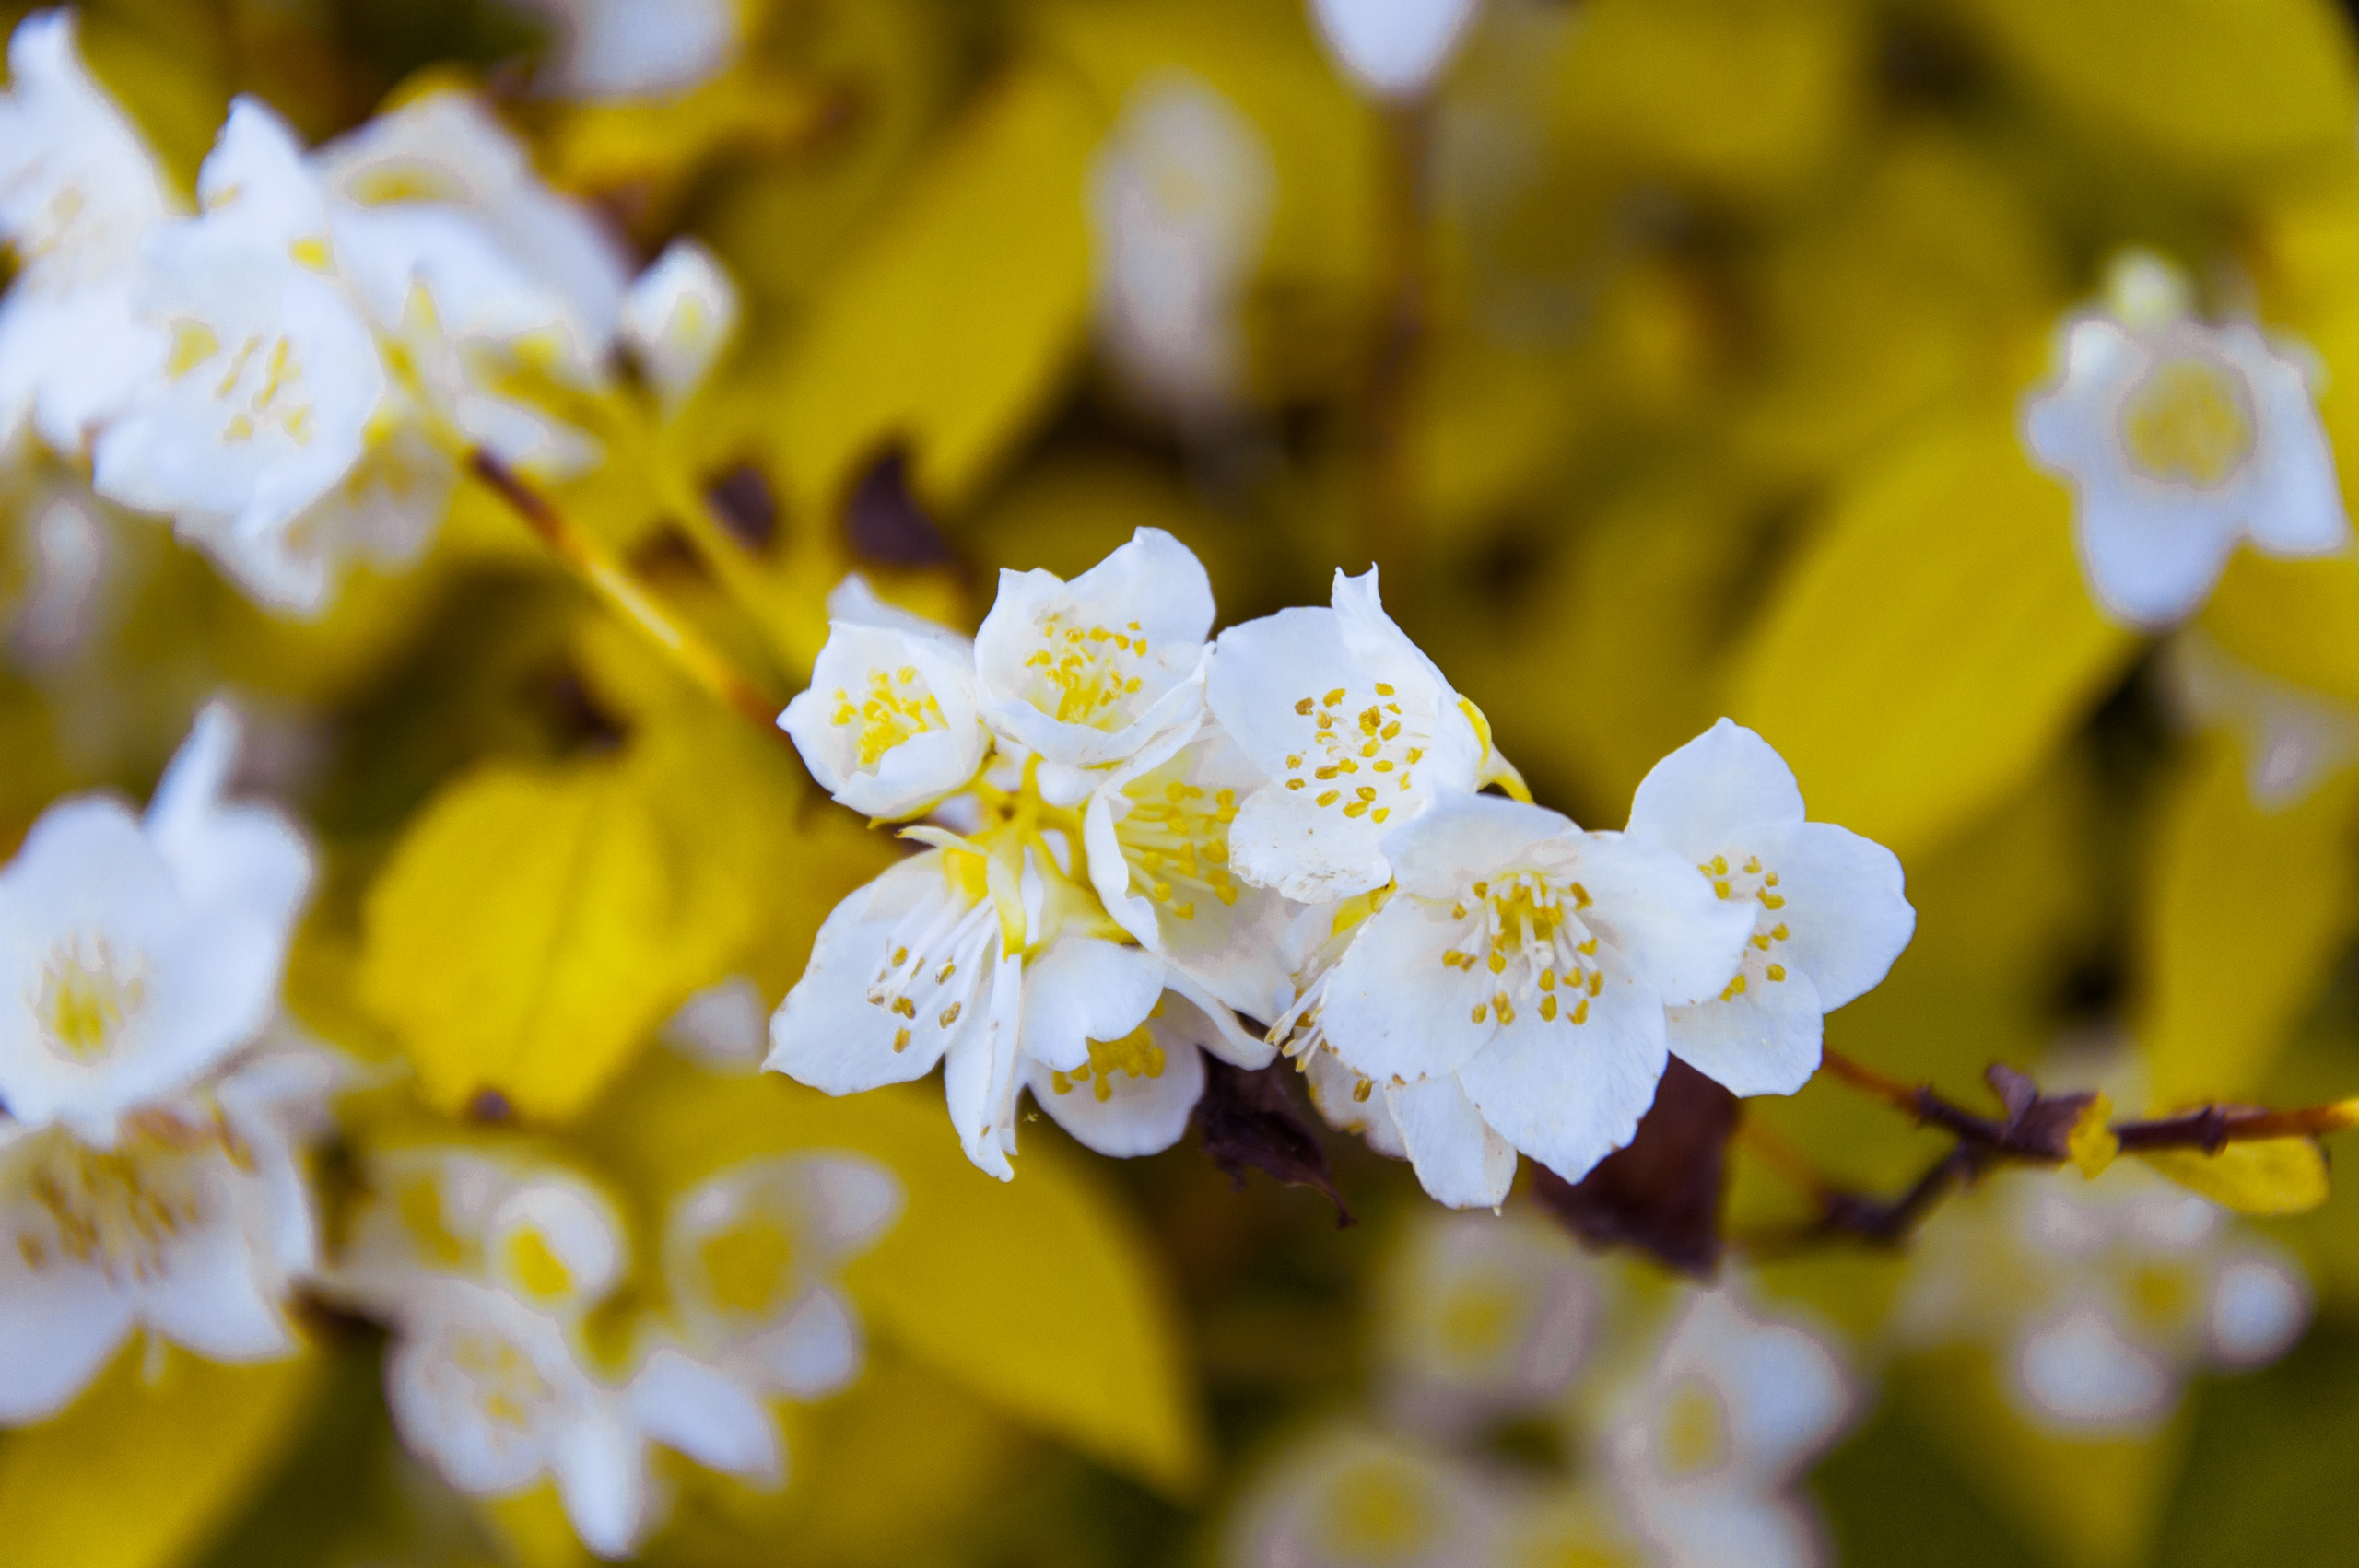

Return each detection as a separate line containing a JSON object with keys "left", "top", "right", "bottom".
{"left": 466, "top": 449, "right": 783, "bottom": 736}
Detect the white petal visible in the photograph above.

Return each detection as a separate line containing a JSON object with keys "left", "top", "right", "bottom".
{"left": 794, "top": 1154, "right": 905, "bottom": 1257}
{"left": 1027, "top": 1025, "right": 1204, "bottom": 1157}
{"left": 2013, "top": 1305, "right": 2173, "bottom": 1427}
{"left": 0, "top": 1247, "right": 134, "bottom": 1422}
{"left": 553, "top": 1410, "right": 651, "bottom": 1560}
{"left": 1625, "top": 719, "right": 1806, "bottom": 857}
{"left": 1304, "top": 1044, "right": 1406, "bottom": 1158}
{"left": 628, "top": 1345, "right": 780, "bottom": 1482}
{"left": 1309, "top": 0, "right": 1483, "bottom": 97}
{"left": 1319, "top": 893, "right": 1502, "bottom": 1082}
{"left": 2071, "top": 484, "right": 2240, "bottom": 630}
{"left": 1764, "top": 822, "right": 1913, "bottom": 1012}
{"left": 1665, "top": 962, "right": 1825, "bottom": 1099}
{"left": 1387, "top": 1074, "right": 1517, "bottom": 1208}
{"left": 1016, "top": 935, "right": 1165, "bottom": 1075}
{"left": 2208, "top": 1254, "right": 2309, "bottom": 1368}
{"left": 766, "top": 854, "right": 991, "bottom": 1094}
{"left": 1572, "top": 834, "right": 1757, "bottom": 1008}
{"left": 780, "top": 624, "right": 988, "bottom": 821}
{"left": 1453, "top": 952, "right": 1669, "bottom": 1186}
{"left": 747, "top": 1287, "right": 864, "bottom": 1398}
{"left": 145, "top": 701, "right": 313, "bottom": 934}
{"left": 1228, "top": 779, "right": 1392, "bottom": 903}
{"left": 1159, "top": 969, "right": 1275, "bottom": 1070}
{"left": 619, "top": 238, "right": 740, "bottom": 406}
{"left": 140, "top": 1199, "right": 296, "bottom": 1363}
{"left": 197, "top": 97, "right": 328, "bottom": 250}
{"left": 1381, "top": 792, "right": 1578, "bottom": 898}
{"left": 1206, "top": 604, "right": 1364, "bottom": 780}
{"left": 2239, "top": 332, "right": 2350, "bottom": 557}
{"left": 943, "top": 952, "right": 1025, "bottom": 1179}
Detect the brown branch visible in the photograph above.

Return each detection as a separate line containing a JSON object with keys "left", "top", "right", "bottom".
{"left": 467, "top": 450, "right": 786, "bottom": 737}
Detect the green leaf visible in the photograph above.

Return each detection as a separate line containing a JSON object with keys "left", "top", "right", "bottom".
{"left": 360, "top": 758, "right": 720, "bottom": 1121}
{"left": 588, "top": 1056, "right": 1210, "bottom": 1496}
{"left": 1723, "top": 410, "right": 2139, "bottom": 860}
{"left": 2141, "top": 740, "right": 2359, "bottom": 1103}
{"left": 0, "top": 1348, "right": 323, "bottom": 1568}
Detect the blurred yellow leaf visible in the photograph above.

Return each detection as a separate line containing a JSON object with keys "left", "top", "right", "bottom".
{"left": 1960, "top": 0, "right": 2357, "bottom": 172}
{"left": 2142, "top": 740, "right": 2359, "bottom": 1103}
{"left": 361, "top": 758, "right": 718, "bottom": 1121}
{"left": 2139, "top": 1138, "right": 2332, "bottom": 1216}
{"left": 2200, "top": 552, "right": 2359, "bottom": 708}
{"left": 1723, "top": 411, "right": 2139, "bottom": 860}
{"left": 591, "top": 1058, "right": 1209, "bottom": 1495}
{"left": 0, "top": 1348, "right": 322, "bottom": 1568}
{"left": 762, "top": 61, "right": 1099, "bottom": 520}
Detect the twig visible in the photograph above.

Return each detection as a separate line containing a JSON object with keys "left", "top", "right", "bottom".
{"left": 466, "top": 449, "right": 785, "bottom": 736}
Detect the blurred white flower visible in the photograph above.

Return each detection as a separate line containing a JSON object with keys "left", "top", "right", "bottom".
{"left": 0, "top": 1047, "right": 332, "bottom": 1422}
{"left": 1602, "top": 1290, "right": 1857, "bottom": 1568}
{"left": 0, "top": 703, "right": 311, "bottom": 1144}
{"left": 660, "top": 974, "right": 771, "bottom": 1071}
{"left": 1624, "top": 720, "right": 1915, "bottom": 1098}
{"left": 506, "top": 0, "right": 740, "bottom": 100}
{"left": 1308, "top": 0, "right": 1483, "bottom": 99}
{"left": 780, "top": 575, "right": 990, "bottom": 823}
{"left": 0, "top": 9, "right": 176, "bottom": 455}
{"left": 2024, "top": 251, "right": 2348, "bottom": 630}
{"left": 384, "top": 1278, "right": 778, "bottom": 1560}
{"left": 972, "top": 526, "right": 1216, "bottom": 805}
{"left": 1228, "top": 1422, "right": 1506, "bottom": 1568}
{"left": 7, "top": 483, "right": 112, "bottom": 665}
{"left": 621, "top": 237, "right": 741, "bottom": 409}
{"left": 1374, "top": 1209, "right": 1599, "bottom": 1441}
{"left": 1896, "top": 1158, "right": 2310, "bottom": 1431}
{"left": 1088, "top": 74, "right": 1274, "bottom": 419}
{"left": 2163, "top": 632, "right": 2359, "bottom": 810}
{"left": 1208, "top": 567, "right": 1518, "bottom": 903}
{"left": 663, "top": 1151, "right": 898, "bottom": 1396}
{"left": 1295, "top": 792, "right": 1753, "bottom": 1207}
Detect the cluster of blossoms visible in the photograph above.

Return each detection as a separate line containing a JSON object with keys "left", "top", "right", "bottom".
{"left": 0, "top": 9, "right": 740, "bottom": 615}
{"left": 323, "top": 1138, "right": 899, "bottom": 1555}
{"left": 1231, "top": 1211, "right": 1858, "bottom": 1568}
{"left": 0, "top": 704, "right": 323, "bottom": 1420}
{"left": 772, "top": 529, "right": 1918, "bottom": 1202}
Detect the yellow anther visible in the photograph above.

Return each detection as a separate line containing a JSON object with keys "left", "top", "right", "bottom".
{"left": 1720, "top": 975, "right": 1747, "bottom": 1000}
{"left": 1570, "top": 999, "right": 1589, "bottom": 1024}
{"left": 1766, "top": 965, "right": 1786, "bottom": 982}
{"left": 1761, "top": 893, "right": 1786, "bottom": 909}
{"left": 1375, "top": 683, "right": 1395, "bottom": 696}
{"left": 1471, "top": 1004, "right": 1487, "bottom": 1023}
{"left": 1323, "top": 688, "right": 1345, "bottom": 706}
{"left": 939, "top": 1001, "right": 962, "bottom": 1026}
{"left": 1317, "top": 790, "right": 1340, "bottom": 806}
{"left": 894, "top": 1027, "right": 911, "bottom": 1052}
{"left": 1541, "top": 995, "right": 1558, "bottom": 1021}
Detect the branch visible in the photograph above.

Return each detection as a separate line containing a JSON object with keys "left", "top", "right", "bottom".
{"left": 466, "top": 450, "right": 786, "bottom": 737}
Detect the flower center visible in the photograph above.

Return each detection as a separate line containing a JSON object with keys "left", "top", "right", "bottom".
{"left": 1118, "top": 778, "right": 1240, "bottom": 922}
{"left": 696, "top": 1214, "right": 797, "bottom": 1317}
{"left": 168, "top": 322, "right": 319, "bottom": 448}
{"left": 2118, "top": 355, "right": 2255, "bottom": 488}
{"left": 1313, "top": 1456, "right": 1443, "bottom": 1560}
{"left": 11, "top": 1121, "right": 218, "bottom": 1281}
{"left": 31, "top": 932, "right": 147, "bottom": 1062}
{"left": 1050, "top": 1019, "right": 1167, "bottom": 1102}
{"left": 1438, "top": 871, "right": 1602, "bottom": 1028}
{"left": 1697, "top": 853, "right": 1792, "bottom": 1000}
{"left": 1653, "top": 1375, "right": 1731, "bottom": 1479}
{"left": 1017, "top": 613, "right": 1151, "bottom": 727}
{"left": 828, "top": 664, "right": 948, "bottom": 766}
{"left": 1280, "top": 682, "right": 1427, "bottom": 823}
{"left": 445, "top": 1324, "right": 559, "bottom": 1436}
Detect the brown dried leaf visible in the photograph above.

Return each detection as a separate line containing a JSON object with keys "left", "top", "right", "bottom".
{"left": 1196, "top": 1058, "right": 1352, "bottom": 1226}
{"left": 1532, "top": 1057, "right": 1738, "bottom": 1276}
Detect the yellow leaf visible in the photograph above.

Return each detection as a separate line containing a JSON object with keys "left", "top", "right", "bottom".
{"left": 2141, "top": 741, "right": 2359, "bottom": 1102}
{"left": 586, "top": 1057, "right": 1209, "bottom": 1495}
{"left": 1722, "top": 411, "right": 2139, "bottom": 860}
{"left": 1959, "top": 0, "right": 2357, "bottom": 172}
{"left": 0, "top": 1347, "right": 323, "bottom": 1568}
{"left": 2070, "top": 1093, "right": 2120, "bottom": 1178}
{"left": 2138, "top": 1138, "right": 2332, "bottom": 1216}
{"left": 2199, "top": 551, "right": 2359, "bottom": 708}
{"left": 761, "top": 62, "right": 1099, "bottom": 520}
{"left": 360, "top": 759, "right": 713, "bottom": 1121}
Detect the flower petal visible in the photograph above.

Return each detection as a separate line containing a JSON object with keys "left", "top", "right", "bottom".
{"left": 1572, "top": 834, "right": 1756, "bottom": 1008}
{"left": 1027, "top": 1023, "right": 1205, "bottom": 1157}
{"left": 1386, "top": 1074, "right": 1517, "bottom": 1209}
{"left": 1017, "top": 935, "right": 1165, "bottom": 1075}
{"left": 1666, "top": 961, "right": 1825, "bottom": 1099}
{"left": 1319, "top": 893, "right": 1500, "bottom": 1082}
{"left": 1453, "top": 952, "right": 1669, "bottom": 1186}
{"left": 628, "top": 1344, "right": 781, "bottom": 1482}
{"left": 1764, "top": 821, "right": 1914, "bottom": 1011}
{"left": 1625, "top": 719, "right": 1806, "bottom": 857}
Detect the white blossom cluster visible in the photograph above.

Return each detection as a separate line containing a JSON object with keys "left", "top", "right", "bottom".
{"left": 1231, "top": 1211, "right": 1859, "bottom": 1568}
{"left": 0, "top": 703, "right": 323, "bottom": 1421}
{"left": 772, "top": 529, "right": 1918, "bottom": 1201}
{"left": 0, "top": 10, "right": 740, "bottom": 615}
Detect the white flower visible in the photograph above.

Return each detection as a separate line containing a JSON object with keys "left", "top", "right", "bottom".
{"left": 0, "top": 703, "right": 311, "bottom": 1144}
{"left": 0, "top": 9, "right": 176, "bottom": 455}
{"left": 2023, "top": 252, "right": 2349, "bottom": 630}
{"left": 384, "top": 1278, "right": 779, "bottom": 1560}
{"left": 1374, "top": 1210, "right": 1599, "bottom": 1442}
{"left": 1207, "top": 566, "right": 1519, "bottom": 903}
{"left": 659, "top": 974, "right": 770, "bottom": 1071}
{"left": 1622, "top": 720, "right": 1914, "bottom": 1099}
{"left": 972, "top": 526, "right": 1215, "bottom": 805}
{"left": 1083, "top": 721, "right": 1307, "bottom": 1021}
{"left": 1307, "top": 0, "right": 1483, "bottom": 99}
{"left": 1602, "top": 1291, "right": 1856, "bottom": 1568}
{"left": 1227, "top": 1422, "right": 1506, "bottom": 1568}
{"left": 780, "top": 576, "right": 990, "bottom": 822}
{"left": 1022, "top": 985, "right": 1258, "bottom": 1158}
{"left": 1087, "top": 74, "right": 1274, "bottom": 418}
{"left": 0, "top": 1047, "right": 331, "bottom": 1423}
{"left": 663, "top": 1152, "right": 898, "bottom": 1397}
{"left": 7, "top": 480, "right": 112, "bottom": 665}
{"left": 621, "top": 237, "right": 740, "bottom": 409}
{"left": 505, "top": 0, "right": 740, "bottom": 99}
{"left": 2164, "top": 632, "right": 2359, "bottom": 809}
{"left": 1302, "top": 793, "right": 1755, "bottom": 1206}
{"left": 1896, "top": 1157, "right": 2309, "bottom": 1432}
